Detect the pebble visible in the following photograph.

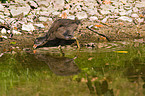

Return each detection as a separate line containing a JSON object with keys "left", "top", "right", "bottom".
{"left": 34, "top": 23, "right": 45, "bottom": 28}
{"left": 12, "top": 30, "right": 22, "bottom": 35}
{"left": 0, "top": 0, "right": 144, "bottom": 35}
{"left": 22, "top": 23, "right": 35, "bottom": 31}
{"left": 0, "top": 4, "right": 4, "bottom": 11}
{"left": 118, "top": 16, "right": 133, "bottom": 22}
{"left": 38, "top": 17, "right": 48, "bottom": 22}
{"left": 1, "top": 28, "right": 6, "bottom": 34}
{"left": 131, "top": 14, "right": 139, "bottom": 18}
{"left": 76, "top": 12, "right": 88, "bottom": 19}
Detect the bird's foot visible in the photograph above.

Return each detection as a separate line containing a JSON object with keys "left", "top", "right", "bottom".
{"left": 58, "top": 45, "right": 65, "bottom": 57}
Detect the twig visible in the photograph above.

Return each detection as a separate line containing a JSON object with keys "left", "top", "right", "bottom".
{"left": 86, "top": 26, "right": 110, "bottom": 41}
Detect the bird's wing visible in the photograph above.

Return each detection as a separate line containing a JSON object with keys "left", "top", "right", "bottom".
{"left": 46, "top": 19, "right": 80, "bottom": 40}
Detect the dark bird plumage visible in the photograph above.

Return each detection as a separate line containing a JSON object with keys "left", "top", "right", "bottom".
{"left": 33, "top": 19, "right": 81, "bottom": 48}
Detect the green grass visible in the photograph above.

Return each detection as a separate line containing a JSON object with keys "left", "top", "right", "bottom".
{"left": 0, "top": 43, "right": 145, "bottom": 96}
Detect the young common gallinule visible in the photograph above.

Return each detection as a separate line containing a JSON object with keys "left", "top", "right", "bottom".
{"left": 33, "top": 19, "right": 81, "bottom": 49}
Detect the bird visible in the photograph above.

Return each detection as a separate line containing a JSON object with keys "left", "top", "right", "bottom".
{"left": 33, "top": 19, "right": 81, "bottom": 49}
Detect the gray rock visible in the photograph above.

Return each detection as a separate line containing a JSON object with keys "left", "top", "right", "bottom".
{"left": 131, "top": 14, "right": 139, "bottom": 18}
{"left": 22, "top": 23, "right": 35, "bottom": 31}
{"left": 0, "top": 4, "right": 4, "bottom": 11}
{"left": 76, "top": 11, "right": 88, "bottom": 19}
{"left": 29, "top": 1, "right": 38, "bottom": 8}
{"left": 1, "top": 28, "right": 7, "bottom": 34}
{"left": 14, "top": 0, "right": 25, "bottom": 4}
{"left": 135, "top": 2, "right": 145, "bottom": 8}
{"left": 53, "top": 0, "right": 64, "bottom": 10}
{"left": 37, "top": 0, "right": 50, "bottom": 7}
{"left": 9, "top": 4, "right": 30, "bottom": 17}
{"left": 67, "top": 15, "right": 75, "bottom": 20}
{"left": 118, "top": 16, "right": 132, "bottom": 22}
{"left": 34, "top": 23, "right": 45, "bottom": 28}
{"left": 38, "top": 17, "right": 48, "bottom": 22}
{"left": 89, "top": 16, "right": 98, "bottom": 21}
{"left": 12, "top": 30, "right": 22, "bottom": 35}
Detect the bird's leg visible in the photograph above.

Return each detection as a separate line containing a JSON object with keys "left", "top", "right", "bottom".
{"left": 72, "top": 37, "right": 80, "bottom": 50}
{"left": 58, "top": 45, "right": 65, "bottom": 57}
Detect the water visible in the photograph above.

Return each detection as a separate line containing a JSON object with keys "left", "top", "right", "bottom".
{"left": 0, "top": 41, "right": 145, "bottom": 96}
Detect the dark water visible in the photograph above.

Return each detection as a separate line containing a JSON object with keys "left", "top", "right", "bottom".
{"left": 1, "top": 44, "right": 145, "bottom": 95}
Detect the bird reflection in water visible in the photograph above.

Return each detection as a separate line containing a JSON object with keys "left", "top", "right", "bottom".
{"left": 34, "top": 53, "right": 81, "bottom": 76}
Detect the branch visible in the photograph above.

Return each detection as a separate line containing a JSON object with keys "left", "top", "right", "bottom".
{"left": 86, "top": 26, "right": 110, "bottom": 41}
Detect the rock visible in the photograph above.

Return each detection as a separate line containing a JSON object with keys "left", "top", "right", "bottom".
{"left": 52, "top": 11, "right": 60, "bottom": 16}
{"left": 76, "top": 11, "right": 88, "bottom": 19}
{"left": 7, "top": 30, "right": 10, "bottom": 34}
{"left": 89, "top": 16, "right": 98, "bottom": 21}
{"left": 67, "top": 15, "right": 75, "bottom": 20}
{"left": 2, "top": 35, "right": 7, "bottom": 39}
{"left": 38, "top": 17, "right": 48, "bottom": 22}
{"left": 48, "top": 18, "right": 53, "bottom": 21}
{"left": 131, "top": 14, "right": 139, "bottom": 18}
{"left": 100, "top": 10, "right": 111, "bottom": 15}
{"left": 4, "top": 8, "right": 10, "bottom": 16}
{"left": 12, "top": 30, "right": 22, "bottom": 35}
{"left": 101, "top": 16, "right": 109, "bottom": 23}
{"left": 118, "top": 16, "right": 132, "bottom": 22}
{"left": 126, "top": 10, "right": 132, "bottom": 16}
{"left": 0, "top": 17, "right": 5, "bottom": 23}
{"left": 1, "top": 28, "right": 7, "bottom": 34}
{"left": 100, "top": 4, "right": 115, "bottom": 14}
{"left": 0, "top": 4, "right": 4, "bottom": 11}
{"left": 40, "top": 11, "right": 50, "bottom": 16}
{"left": 37, "top": 0, "right": 50, "bottom": 7}
{"left": 29, "top": 1, "right": 38, "bottom": 8}
{"left": 9, "top": 6, "right": 23, "bottom": 17}
{"left": 53, "top": 0, "right": 64, "bottom": 10}
{"left": 22, "top": 23, "right": 35, "bottom": 31}
{"left": 133, "top": 7, "right": 139, "bottom": 12}
{"left": 34, "top": 23, "right": 45, "bottom": 28}
{"left": 135, "top": 1, "right": 145, "bottom": 8}
{"left": 137, "top": 18, "right": 144, "bottom": 23}
{"left": 14, "top": 0, "right": 25, "bottom": 4}
{"left": 9, "top": 4, "right": 30, "bottom": 17}
{"left": 118, "top": 9, "right": 126, "bottom": 15}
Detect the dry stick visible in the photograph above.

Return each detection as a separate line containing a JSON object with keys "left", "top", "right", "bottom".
{"left": 86, "top": 26, "right": 110, "bottom": 41}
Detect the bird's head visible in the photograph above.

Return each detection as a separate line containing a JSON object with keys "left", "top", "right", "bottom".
{"left": 33, "top": 36, "right": 47, "bottom": 49}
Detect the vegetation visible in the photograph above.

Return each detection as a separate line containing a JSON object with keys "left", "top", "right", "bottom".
{"left": 0, "top": 42, "right": 145, "bottom": 96}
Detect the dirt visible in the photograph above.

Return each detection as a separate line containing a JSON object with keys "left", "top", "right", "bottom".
{"left": 0, "top": 20, "right": 145, "bottom": 53}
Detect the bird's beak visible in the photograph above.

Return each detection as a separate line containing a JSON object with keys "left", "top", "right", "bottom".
{"left": 33, "top": 44, "right": 37, "bottom": 49}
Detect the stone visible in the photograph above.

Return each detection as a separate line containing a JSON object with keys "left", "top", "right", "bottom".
{"left": 9, "top": 4, "right": 30, "bottom": 17}
{"left": 40, "top": 11, "right": 50, "bottom": 16}
{"left": 4, "top": 8, "right": 10, "bottom": 16}
{"left": 67, "top": 15, "right": 75, "bottom": 20}
{"left": 133, "top": 7, "right": 139, "bottom": 12}
{"left": 131, "top": 14, "right": 139, "bottom": 18}
{"left": 118, "top": 16, "right": 132, "bottom": 22}
{"left": 52, "top": 11, "right": 60, "bottom": 16}
{"left": 37, "top": 1, "right": 50, "bottom": 7}
{"left": 101, "top": 16, "right": 109, "bottom": 23}
{"left": 12, "top": 30, "right": 22, "bottom": 35}
{"left": 22, "top": 23, "right": 35, "bottom": 31}
{"left": 53, "top": 0, "right": 64, "bottom": 10}
{"left": 0, "top": 4, "right": 4, "bottom": 11}
{"left": 1, "top": 35, "right": 7, "bottom": 39}
{"left": 29, "top": 1, "right": 38, "bottom": 8}
{"left": 89, "top": 16, "right": 98, "bottom": 21}
{"left": 135, "top": 2, "right": 145, "bottom": 8}
{"left": 1, "top": 28, "right": 6, "bottom": 34}
{"left": 38, "top": 17, "right": 48, "bottom": 22}
{"left": 76, "top": 11, "right": 88, "bottom": 19}
{"left": 14, "top": 0, "right": 25, "bottom": 4}
{"left": 34, "top": 23, "right": 45, "bottom": 28}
